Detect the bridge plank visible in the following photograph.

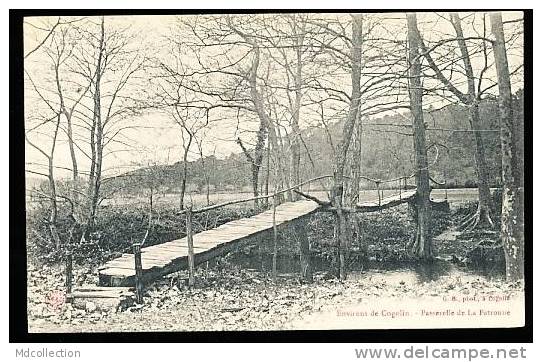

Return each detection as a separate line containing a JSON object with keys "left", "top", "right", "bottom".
{"left": 356, "top": 189, "right": 417, "bottom": 212}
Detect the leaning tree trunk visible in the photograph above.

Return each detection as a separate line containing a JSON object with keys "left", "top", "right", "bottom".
{"left": 450, "top": 13, "right": 494, "bottom": 230}
{"left": 66, "top": 116, "right": 78, "bottom": 184}
{"left": 490, "top": 12, "right": 524, "bottom": 281}
{"left": 407, "top": 13, "right": 433, "bottom": 260}
{"left": 418, "top": 14, "right": 494, "bottom": 231}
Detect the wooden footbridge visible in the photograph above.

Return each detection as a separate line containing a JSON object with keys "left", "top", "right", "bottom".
{"left": 98, "top": 199, "right": 321, "bottom": 287}
{"left": 68, "top": 174, "right": 446, "bottom": 304}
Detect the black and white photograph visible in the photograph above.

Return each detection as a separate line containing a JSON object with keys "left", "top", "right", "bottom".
{"left": 12, "top": 9, "right": 529, "bottom": 339}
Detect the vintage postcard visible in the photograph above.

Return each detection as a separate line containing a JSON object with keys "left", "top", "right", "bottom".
{"left": 18, "top": 10, "right": 527, "bottom": 335}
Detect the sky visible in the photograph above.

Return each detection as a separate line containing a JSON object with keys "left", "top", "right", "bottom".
{"left": 23, "top": 12, "right": 524, "bottom": 180}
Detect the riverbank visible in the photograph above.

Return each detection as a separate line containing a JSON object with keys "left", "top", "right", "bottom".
{"left": 27, "top": 198, "right": 514, "bottom": 332}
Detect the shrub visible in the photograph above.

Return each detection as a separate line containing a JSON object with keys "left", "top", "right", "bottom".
{"left": 26, "top": 202, "right": 257, "bottom": 266}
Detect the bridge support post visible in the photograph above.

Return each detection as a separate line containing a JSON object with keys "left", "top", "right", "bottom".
{"left": 186, "top": 206, "right": 195, "bottom": 287}
{"left": 133, "top": 243, "right": 144, "bottom": 304}
{"left": 272, "top": 193, "right": 278, "bottom": 280}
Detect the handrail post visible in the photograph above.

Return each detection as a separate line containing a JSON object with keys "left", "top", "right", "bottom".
{"left": 65, "top": 247, "right": 73, "bottom": 301}
{"left": 186, "top": 205, "right": 195, "bottom": 287}
{"left": 133, "top": 242, "right": 143, "bottom": 304}
{"left": 399, "top": 179, "right": 402, "bottom": 200}
{"left": 376, "top": 181, "right": 381, "bottom": 207}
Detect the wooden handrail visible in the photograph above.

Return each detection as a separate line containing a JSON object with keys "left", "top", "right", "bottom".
{"left": 176, "top": 171, "right": 441, "bottom": 216}
{"left": 178, "top": 174, "right": 334, "bottom": 215}
{"left": 356, "top": 173, "right": 416, "bottom": 184}
{"left": 429, "top": 176, "right": 446, "bottom": 186}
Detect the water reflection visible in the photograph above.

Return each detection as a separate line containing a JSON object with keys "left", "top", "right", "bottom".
{"left": 226, "top": 251, "right": 503, "bottom": 283}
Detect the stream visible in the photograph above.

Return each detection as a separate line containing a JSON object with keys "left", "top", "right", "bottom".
{"left": 226, "top": 251, "right": 505, "bottom": 284}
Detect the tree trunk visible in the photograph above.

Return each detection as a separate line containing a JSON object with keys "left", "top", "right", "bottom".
{"left": 407, "top": 13, "right": 433, "bottom": 260}
{"left": 251, "top": 167, "right": 259, "bottom": 204}
{"left": 265, "top": 141, "right": 270, "bottom": 206}
{"left": 350, "top": 117, "right": 363, "bottom": 205}
{"left": 179, "top": 167, "right": 187, "bottom": 210}
{"left": 48, "top": 114, "right": 62, "bottom": 250}
{"left": 87, "top": 17, "right": 105, "bottom": 229}
{"left": 179, "top": 134, "right": 193, "bottom": 210}
{"left": 273, "top": 124, "right": 291, "bottom": 202}
{"left": 469, "top": 103, "right": 494, "bottom": 222}
{"left": 247, "top": 45, "right": 282, "bottom": 205}
{"left": 87, "top": 113, "right": 97, "bottom": 225}
{"left": 54, "top": 62, "right": 79, "bottom": 188}
{"left": 290, "top": 27, "right": 303, "bottom": 200}
{"left": 205, "top": 175, "right": 210, "bottom": 206}
{"left": 331, "top": 14, "right": 363, "bottom": 280}
{"left": 48, "top": 156, "right": 61, "bottom": 249}
{"left": 197, "top": 143, "right": 211, "bottom": 206}
{"left": 237, "top": 125, "right": 266, "bottom": 208}
{"left": 66, "top": 116, "right": 78, "bottom": 183}
{"left": 66, "top": 112, "right": 80, "bottom": 220}
{"left": 92, "top": 102, "right": 103, "bottom": 226}
{"left": 228, "top": 23, "right": 279, "bottom": 208}
{"left": 490, "top": 12, "right": 524, "bottom": 281}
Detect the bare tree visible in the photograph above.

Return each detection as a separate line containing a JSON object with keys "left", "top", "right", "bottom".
{"left": 417, "top": 13, "right": 494, "bottom": 230}
{"left": 25, "top": 23, "right": 93, "bottom": 221}
{"left": 68, "top": 17, "right": 148, "bottom": 228}
{"left": 46, "top": 26, "right": 92, "bottom": 209}
{"left": 262, "top": 14, "right": 312, "bottom": 199}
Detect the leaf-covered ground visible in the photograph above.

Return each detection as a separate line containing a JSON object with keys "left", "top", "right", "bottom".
{"left": 27, "top": 199, "right": 520, "bottom": 332}
{"left": 27, "top": 260, "right": 523, "bottom": 332}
